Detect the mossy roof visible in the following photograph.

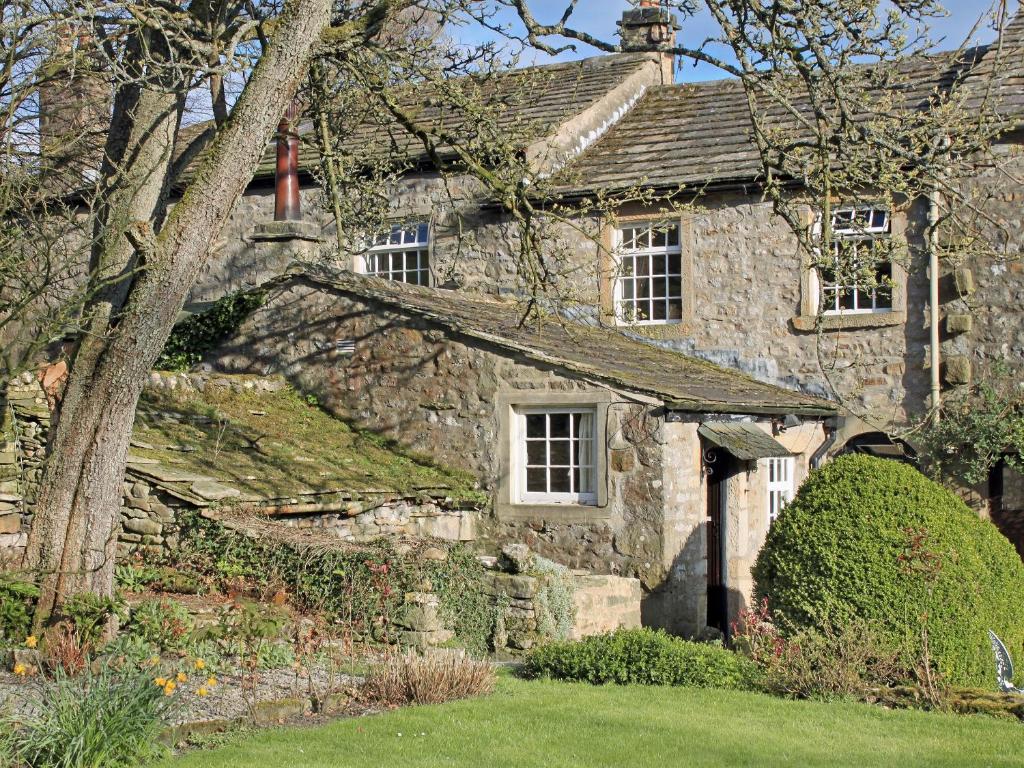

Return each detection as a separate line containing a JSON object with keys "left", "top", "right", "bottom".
{"left": 129, "top": 380, "right": 482, "bottom": 504}
{"left": 284, "top": 269, "right": 838, "bottom": 417}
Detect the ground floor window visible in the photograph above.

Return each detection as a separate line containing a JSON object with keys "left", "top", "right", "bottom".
{"left": 765, "top": 456, "right": 795, "bottom": 525}
{"left": 363, "top": 223, "right": 430, "bottom": 285}
{"left": 517, "top": 408, "right": 596, "bottom": 505}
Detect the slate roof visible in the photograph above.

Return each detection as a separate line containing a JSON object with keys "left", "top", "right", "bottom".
{"left": 559, "top": 49, "right": 986, "bottom": 195}
{"left": 963, "top": 10, "right": 1024, "bottom": 120}
{"left": 697, "top": 422, "right": 792, "bottom": 461}
{"left": 177, "top": 53, "right": 656, "bottom": 182}
{"left": 282, "top": 268, "right": 838, "bottom": 417}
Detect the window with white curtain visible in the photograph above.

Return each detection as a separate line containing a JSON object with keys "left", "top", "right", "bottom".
{"left": 516, "top": 408, "right": 596, "bottom": 505}
{"left": 765, "top": 456, "right": 795, "bottom": 526}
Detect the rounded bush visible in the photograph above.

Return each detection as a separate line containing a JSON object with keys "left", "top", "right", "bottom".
{"left": 753, "top": 453, "right": 1024, "bottom": 688}
{"left": 525, "top": 628, "right": 755, "bottom": 689}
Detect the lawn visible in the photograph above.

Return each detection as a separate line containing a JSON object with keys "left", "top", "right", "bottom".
{"left": 163, "top": 676, "right": 1024, "bottom": 767}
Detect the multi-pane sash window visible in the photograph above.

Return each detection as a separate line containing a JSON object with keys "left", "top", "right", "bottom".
{"left": 765, "top": 456, "right": 795, "bottom": 526}
{"left": 614, "top": 222, "right": 683, "bottom": 324}
{"left": 518, "top": 409, "right": 596, "bottom": 505}
{"left": 364, "top": 223, "right": 430, "bottom": 286}
{"left": 819, "top": 208, "right": 893, "bottom": 314}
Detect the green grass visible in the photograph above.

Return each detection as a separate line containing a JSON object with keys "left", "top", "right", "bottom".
{"left": 132, "top": 383, "right": 481, "bottom": 502}
{"left": 162, "top": 677, "right": 1024, "bottom": 767}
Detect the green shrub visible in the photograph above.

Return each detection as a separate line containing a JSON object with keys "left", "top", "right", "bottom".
{"left": 2, "top": 663, "right": 174, "bottom": 768}
{"left": 0, "top": 572, "right": 38, "bottom": 645}
{"left": 753, "top": 453, "right": 1024, "bottom": 689}
{"left": 127, "top": 599, "right": 195, "bottom": 653}
{"left": 525, "top": 628, "right": 755, "bottom": 689}
{"left": 62, "top": 593, "right": 127, "bottom": 647}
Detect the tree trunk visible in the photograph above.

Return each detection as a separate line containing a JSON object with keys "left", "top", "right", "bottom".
{"left": 26, "top": 0, "right": 334, "bottom": 627}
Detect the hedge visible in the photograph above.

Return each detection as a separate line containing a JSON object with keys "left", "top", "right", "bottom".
{"left": 753, "top": 453, "right": 1024, "bottom": 688}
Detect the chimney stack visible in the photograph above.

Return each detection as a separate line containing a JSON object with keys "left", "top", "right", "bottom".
{"left": 38, "top": 28, "right": 110, "bottom": 188}
{"left": 618, "top": 0, "right": 680, "bottom": 84}
{"left": 274, "top": 100, "right": 302, "bottom": 221}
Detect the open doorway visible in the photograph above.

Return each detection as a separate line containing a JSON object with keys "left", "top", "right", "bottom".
{"left": 705, "top": 448, "right": 735, "bottom": 635}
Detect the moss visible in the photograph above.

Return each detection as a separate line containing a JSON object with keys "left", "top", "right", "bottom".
{"left": 132, "top": 384, "right": 482, "bottom": 503}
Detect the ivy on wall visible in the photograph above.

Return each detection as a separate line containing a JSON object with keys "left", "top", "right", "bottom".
{"left": 172, "top": 511, "right": 501, "bottom": 652}
{"left": 155, "top": 290, "right": 265, "bottom": 372}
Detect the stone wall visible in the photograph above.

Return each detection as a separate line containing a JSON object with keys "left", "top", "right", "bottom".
{"left": 396, "top": 550, "right": 642, "bottom": 654}
{"left": 269, "top": 499, "right": 477, "bottom": 543}
{"left": 953, "top": 133, "right": 1024, "bottom": 388}
{"left": 212, "top": 280, "right": 670, "bottom": 585}
{"left": 0, "top": 373, "right": 48, "bottom": 564}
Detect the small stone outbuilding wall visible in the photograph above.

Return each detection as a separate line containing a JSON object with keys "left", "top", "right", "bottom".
{"left": 210, "top": 277, "right": 830, "bottom": 635}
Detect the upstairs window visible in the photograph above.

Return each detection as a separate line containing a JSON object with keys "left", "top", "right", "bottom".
{"left": 364, "top": 223, "right": 430, "bottom": 286}
{"left": 516, "top": 408, "right": 596, "bottom": 505}
{"left": 817, "top": 208, "right": 893, "bottom": 315}
{"left": 613, "top": 222, "right": 683, "bottom": 325}
{"left": 764, "top": 456, "right": 795, "bottom": 526}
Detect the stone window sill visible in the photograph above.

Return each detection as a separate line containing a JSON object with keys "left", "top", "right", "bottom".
{"left": 494, "top": 503, "right": 613, "bottom": 524}
{"left": 792, "top": 311, "right": 905, "bottom": 332}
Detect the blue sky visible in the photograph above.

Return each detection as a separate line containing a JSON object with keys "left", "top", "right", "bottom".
{"left": 459, "top": 1, "right": 1015, "bottom": 82}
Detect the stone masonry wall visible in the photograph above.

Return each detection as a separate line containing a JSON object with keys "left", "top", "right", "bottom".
{"left": 0, "top": 373, "right": 48, "bottom": 564}
{"left": 210, "top": 279, "right": 676, "bottom": 615}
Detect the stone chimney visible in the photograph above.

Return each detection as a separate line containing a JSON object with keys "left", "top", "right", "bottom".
{"left": 37, "top": 29, "right": 110, "bottom": 187}
{"left": 618, "top": 0, "right": 680, "bottom": 84}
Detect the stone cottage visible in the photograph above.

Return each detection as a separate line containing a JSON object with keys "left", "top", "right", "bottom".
{"left": 211, "top": 268, "right": 836, "bottom": 634}
{"left": 174, "top": 4, "right": 1024, "bottom": 633}
{"left": 17, "top": 3, "right": 1020, "bottom": 635}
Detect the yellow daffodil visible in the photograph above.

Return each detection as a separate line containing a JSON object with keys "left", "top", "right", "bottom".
{"left": 163, "top": 681, "right": 176, "bottom": 696}
{"left": 24, "top": 635, "right": 37, "bottom": 649}
{"left": 13, "top": 663, "right": 27, "bottom": 676}
{"left": 206, "top": 676, "right": 218, "bottom": 687}
{"left": 194, "top": 659, "right": 206, "bottom": 671}
{"left": 154, "top": 677, "right": 167, "bottom": 687}
{"left": 196, "top": 686, "right": 209, "bottom": 697}
{"left": 176, "top": 672, "right": 188, "bottom": 683}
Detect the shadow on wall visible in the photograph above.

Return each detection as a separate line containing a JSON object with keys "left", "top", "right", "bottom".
{"left": 638, "top": 520, "right": 749, "bottom": 639}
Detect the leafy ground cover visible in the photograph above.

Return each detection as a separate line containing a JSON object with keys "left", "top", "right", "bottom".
{"left": 162, "top": 675, "right": 1024, "bottom": 768}
{"left": 132, "top": 383, "right": 481, "bottom": 501}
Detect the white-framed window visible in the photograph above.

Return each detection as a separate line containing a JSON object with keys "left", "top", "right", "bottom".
{"left": 515, "top": 408, "right": 597, "bottom": 505}
{"left": 814, "top": 207, "right": 893, "bottom": 315}
{"left": 362, "top": 223, "right": 430, "bottom": 286}
{"left": 764, "top": 456, "right": 795, "bottom": 526}
{"left": 613, "top": 222, "right": 683, "bottom": 325}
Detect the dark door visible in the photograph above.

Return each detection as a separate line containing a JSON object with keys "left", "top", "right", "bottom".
{"left": 705, "top": 449, "right": 731, "bottom": 634}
